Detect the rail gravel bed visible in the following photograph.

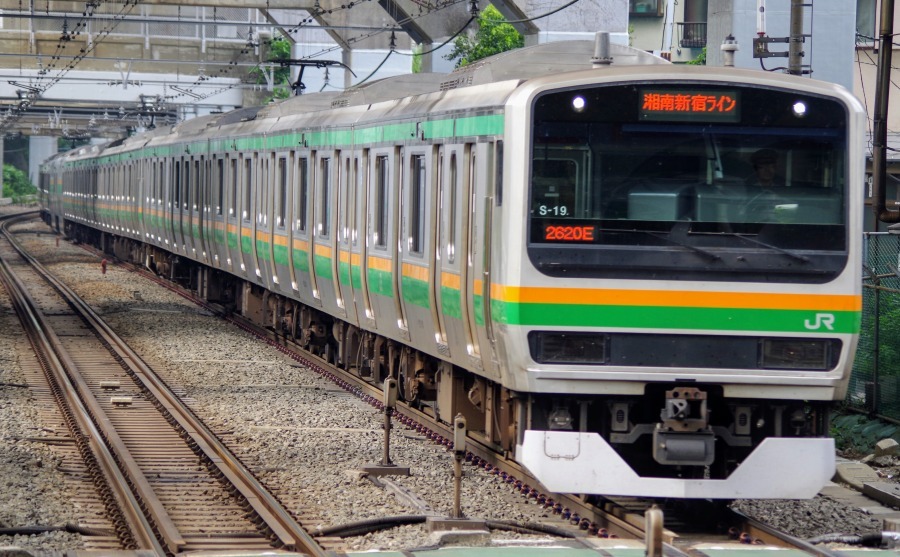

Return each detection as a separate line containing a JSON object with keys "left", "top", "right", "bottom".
{"left": 0, "top": 211, "right": 890, "bottom": 552}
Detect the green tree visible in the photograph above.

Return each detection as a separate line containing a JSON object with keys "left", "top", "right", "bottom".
{"left": 250, "top": 36, "right": 293, "bottom": 101}
{"left": 687, "top": 47, "right": 707, "bottom": 65}
{"left": 412, "top": 44, "right": 423, "bottom": 74}
{"left": 443, "top": 5, "right": 524, "bottom": 68}
{"left": 2, "top": 163, "right": 37, "bottom": 201}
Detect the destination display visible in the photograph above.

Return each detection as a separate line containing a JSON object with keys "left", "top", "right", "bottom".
{"left": 639, "top": 89, "right": 740, "bottom": 123}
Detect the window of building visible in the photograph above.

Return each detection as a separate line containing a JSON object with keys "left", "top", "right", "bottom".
{"left": 629, "top": 0, "right": 662, "bottom": 17}
{"left": 857, "top": 0, "right": 876, "bottom": 44}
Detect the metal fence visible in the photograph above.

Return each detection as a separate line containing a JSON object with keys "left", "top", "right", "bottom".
{"left": 848, "top": 233, "right": 900, "bottom": 420}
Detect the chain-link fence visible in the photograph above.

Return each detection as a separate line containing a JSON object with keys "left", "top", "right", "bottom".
{"left": 848, "top": 233, "right": 900, "bottom": 420}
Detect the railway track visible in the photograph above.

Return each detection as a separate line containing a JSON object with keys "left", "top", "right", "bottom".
{"left": 1, "top": 210, "right": 858, "bottom": 556}
{"left": 0, "top": 212, "right": 325, "bottom": 556}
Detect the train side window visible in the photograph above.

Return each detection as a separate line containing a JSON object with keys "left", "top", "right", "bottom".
{"left": 319, "top": 157, "right": 331, "bottom": 238}
{"left": 216, "top": 158, "right": 224, "bottom": 216}
{"left": 352, "top": 155, "right": 361, "bottom": 246}
{"left": 448, "top": 152, "right": 458, "bottom": 263}
{"left": 243, "top": 158, "right": 252, "bottom": 221}
{"left": 193, "top": 159, "right": 200, "bottom": 212}
{"left": 230, "top": 158, "right": 238, "bottom": 217}
{"left": 374, "top": 155, "right": 388, "bottom": 248}
{"left": 277, "top": 155, "right": 287, "bottom": 228}
{"left": 183, "top": 160, "right": 191, "bottom": 210}
{"left": 409, "top": 154, "right": 426, "bottom": 255}
{"left": 341, "top": 156, "right": 351, "bottom": 242}
{"left": 173, "top": 161, "right": 181, "bottom": 209}
{"left": 296, "top": 157, "right": 309, "bottom": 233}
{"left": 260, "top": 155, "right": 270, "bottom": 226}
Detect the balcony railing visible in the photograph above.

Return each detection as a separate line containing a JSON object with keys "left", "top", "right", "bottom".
{"left": 677, "top": 22, "right": 707, "bottom": 49}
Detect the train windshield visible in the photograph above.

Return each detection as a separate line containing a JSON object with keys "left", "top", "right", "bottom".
{"left": 528, "top": 82, "right": 849, "bottom": 283}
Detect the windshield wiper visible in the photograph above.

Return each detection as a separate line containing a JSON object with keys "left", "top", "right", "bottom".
{"left": 603, "top": 227, "right": 722, "bottom": 262}
{"left": 712, "top": 232, "right": 811, "bottom": 264}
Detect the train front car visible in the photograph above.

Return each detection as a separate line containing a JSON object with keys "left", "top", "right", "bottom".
{"left": 501, "top": 67, "right": 865, "bottom": 499}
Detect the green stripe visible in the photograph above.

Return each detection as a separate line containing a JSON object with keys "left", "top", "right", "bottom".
{"left": 474, "top": 294, "right": 485, "bottom": 326}
{"left": 491, "top": 302, "right": 861, "bottom": 334}
{"left": 367, "top": 267, "right": 393, "bottom": 298}
{"left": 273, "top": 244, "right": 289, "bottom": 266}
{"left": 314, "top": 254, "right": 333, "bottom": 279}
{"left": 76, "top": 113, "right": 504, "bottom": 168}
{"left": 292, "top": 248, "right": 310, "bottom": 272}
{"left": 440, "top": 286, "right": 462, "bottom": 319}
{"left": 338, "top": 260, "right": 351, "bottom": 286}
{"left": 401, "top": 275, "right": 430, "bottom": 308}
{"left": 255, "top": 239, "right": 271, "bottom": 261}
{"left": 456, "top": 114, "right": 503, "bottom": 136}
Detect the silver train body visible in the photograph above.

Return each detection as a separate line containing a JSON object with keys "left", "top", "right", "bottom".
{"left": 40, "top": 40, "right": 866, "bottom": 499}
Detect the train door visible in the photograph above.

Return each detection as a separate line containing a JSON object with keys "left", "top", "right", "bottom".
{"left": 136, "top": 159, "right": 148, "bottom": 241}
{"left": 170, "top": 158, "right": 185, "bottom": 255}
{"left": 289, "top": 154, "right": 319, "bottom": 306}
{"left": 142, "top": 159, "right": 153, "bottom": 243}
{"left": 238, "top": 154, "right": 259, "bottom": 280}
{"left": 120, "top": 163, "right": 128, "bottom": 234}
{"left": 399, "top": 147, "right": 441, "bottom": 353}
{"left": 179, "top": 158, "right": 191, "bottom": 255}
{"left": 337, "top": 149, "right": 358, "bottom": 324}
{"left": 225, "top": 156, "right": 243, "bottom": 275}
{"left": 164, "top": 158, "right": 176, "bottom": 250}
{"left": 365, "top": 149, "right": 404, "bottom": 340}
{"left": 312, "top": 150, "right": 343, "bottom": 318}
{"left": 255, "top": 152, "right": 275, "bottom": 289}
{"left": 270, "top": 152, "right": 292, "bottom": 294}
{"left": 351, "top": 150, "right": 373, "bottom": 328}
{"left": 184, "top": 157, "right": 196, "bottom": 255}
{"left": 464, "top": 142, "right": 500, "bottom": 380}
{"left": 209, "top": 156, "right": 227, "bottom": 269}
{"left": 435, "top": 145, "right": 467, "bottom": 358}
{"left": 197, "top": 155, "right": 212, "bottom": 265}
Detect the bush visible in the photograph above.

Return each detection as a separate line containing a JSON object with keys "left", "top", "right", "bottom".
{"left": 2, "top": 164, "right": 37, "bottom": 202}
{"left": 831, "top": 410, "right": 900, "bottom": 454}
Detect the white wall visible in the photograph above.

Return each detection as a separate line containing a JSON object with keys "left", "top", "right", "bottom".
{"left": 707, "top": 0, "right": 855, "bottom": 92}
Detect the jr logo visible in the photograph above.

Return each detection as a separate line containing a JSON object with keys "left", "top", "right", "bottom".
{"left": 804, "top": 313, "right": 835, "bottom": 331}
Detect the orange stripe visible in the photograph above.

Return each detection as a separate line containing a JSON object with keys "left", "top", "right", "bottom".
{"left": 441, "top": 272, "right": 460, "bottom": 290}
{"left": 401, "top": 262, "right": 428, "bottom": 281}
{"left": 491, "top": 285, "right": 861, "bottom": 311}
{"left": 367, "top": 255, "right": 392, "bottom": 272}
{"left": 315, "top": 244, "right": 333, "bottom": 258}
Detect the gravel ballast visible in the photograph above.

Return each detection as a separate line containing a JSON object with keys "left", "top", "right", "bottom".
{"left": 0, "top": 212, "right": 893, "bottom": 552}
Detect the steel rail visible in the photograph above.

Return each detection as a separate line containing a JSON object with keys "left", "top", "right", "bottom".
{"left": 34, "top": 210, "right": 850, "bottom": 557}
{"left": 0, "top": 215, "right": 166, "bottom": 555}
{"left": 2, "top": 213, "right": 326, "bottom": 557}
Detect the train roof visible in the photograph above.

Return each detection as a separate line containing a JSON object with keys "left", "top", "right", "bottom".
{"left": 257, "top": 39, "right": 668, "bottom": 113}
{"left": 253, "top": 96, "right": 337, "bottom": 120}
{"left": 57, "top": 38, "right": 670, "bottom": 157}
{"left": 443, "top": 39, "right": 668, "bottom": 88}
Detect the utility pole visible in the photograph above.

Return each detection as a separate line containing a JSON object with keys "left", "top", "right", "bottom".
{"left": 753, "top": 0, "right": 808, "bottom": 76}
{"left": 787, "top": 0, "right": 804, "bottom": 75}
{"left": 873, "top": 0, "right": 900, "bottom": 224}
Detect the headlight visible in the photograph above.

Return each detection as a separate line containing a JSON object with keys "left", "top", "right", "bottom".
{"left": 528, "top": 332, "right": 607, "bottom": 364}
{"left": 761, "top": 339, "right": 838, "bottom": 370}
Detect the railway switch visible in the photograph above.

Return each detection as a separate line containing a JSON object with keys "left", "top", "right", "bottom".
{"left": 360, "top": 377, "right": 409, "bottom": 477}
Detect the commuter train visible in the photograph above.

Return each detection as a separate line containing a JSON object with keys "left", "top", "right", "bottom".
{"left": 40, "top": 38, "right": 865, "bottom": 499}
